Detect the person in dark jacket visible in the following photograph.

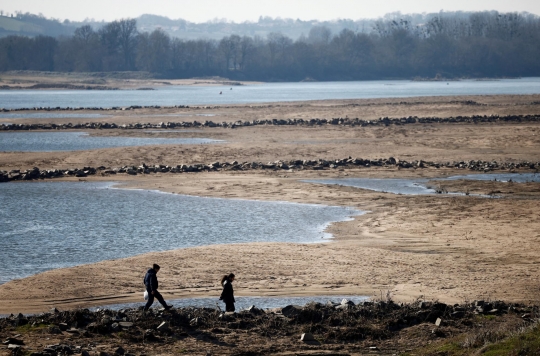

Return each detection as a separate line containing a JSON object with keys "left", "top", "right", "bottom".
{"left": 143, "top": 264, "right": 173, "bottom": 311}
{"left": 219, "top": 273, "right": 236, "bottom": 312}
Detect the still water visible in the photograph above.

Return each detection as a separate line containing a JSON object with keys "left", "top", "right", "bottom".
{"left": 0, "top": 182, "right": 360, "bottom": 284}
{"left": 0, "top": 113, "right": 110, "bottom": 119}
{"left": 305, "top": 173, "right": 540, "bottom": 195}
{"left": 0, "top": 131, "right": 221, "bottom": 151}
{"left": 1, "top": 78, "right": 539, "bottom": 109}
{"left": 98, "top": 295, "right": 370, "bottom": 311}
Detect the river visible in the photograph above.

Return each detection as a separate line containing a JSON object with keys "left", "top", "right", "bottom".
{"left": 1, "top": 78, "right": 540, "bottom": 109}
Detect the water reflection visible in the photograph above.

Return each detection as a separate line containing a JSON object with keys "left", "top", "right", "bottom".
{"left": 304, "top": 173, "right": 540, "bottom": 195}
{"left": 0, "top": 182, "right": 361, "bottom": 284}
{"left": 97, "top": 295, "right": 370, "bottom": 311}
{"left": 0, "top": 131, "right": 222, "bottom": 151}
{"left": 1, "top": 78, "right": 540, "bottom": 109}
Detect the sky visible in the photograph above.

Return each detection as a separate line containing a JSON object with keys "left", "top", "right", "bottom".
{"left": 0, "top": 0, "right": 539, "bottom": 23}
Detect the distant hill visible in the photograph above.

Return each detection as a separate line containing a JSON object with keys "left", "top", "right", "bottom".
{"left": 134, "top": 14, "right": 375, "bottom": 40}
{"left": 2, "top": 10, "right": 538, "bottom": 41}
{"left": 0, "top": 13, "right": 75, "bottom": 38}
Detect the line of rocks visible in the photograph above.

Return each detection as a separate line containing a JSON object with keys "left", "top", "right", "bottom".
{"left": 1, "top": 157, "right": 538, "bottom": 183}
{"left": 3, "top": 98, "right": 538, "bottom": 113}
{"left": 2, "top": 113, "right": 540, "bottom": 131}
{"left": 1, "top": 299, "right": 537, "bottom": 355}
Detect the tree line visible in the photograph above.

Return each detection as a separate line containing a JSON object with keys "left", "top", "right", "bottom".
{"left": 1, "top": 11, "right": 540, "bottom": 80}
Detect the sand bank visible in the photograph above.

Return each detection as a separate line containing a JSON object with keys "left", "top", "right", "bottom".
{"left": 0, "top": 96, "right": 539, "bottom": 314}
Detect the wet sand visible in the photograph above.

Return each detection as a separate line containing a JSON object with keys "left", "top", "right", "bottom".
{"left": 0, "top": 95, "right": 539, "bottom": 314}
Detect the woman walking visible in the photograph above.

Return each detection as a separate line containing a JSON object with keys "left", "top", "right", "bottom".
{"left": 219, "top": 273, "right": 236, "bottom": 312}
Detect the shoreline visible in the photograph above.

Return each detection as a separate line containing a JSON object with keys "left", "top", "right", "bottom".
{"left": 1, "top": 167, "right": 539, "bottom": 314}
{"left": 1, "top": 95, "right": 539, "bottom": 315}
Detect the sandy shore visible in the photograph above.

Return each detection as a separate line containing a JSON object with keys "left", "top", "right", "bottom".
{"left": 0, "top": 95, "right": 539, "bottom": 314}
{"left": 0, "top": 71, "right": 257, "bottom": 90}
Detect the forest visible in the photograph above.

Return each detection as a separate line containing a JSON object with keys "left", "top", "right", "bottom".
{"left": 1, "top": 11, "right": 540, "bottom": 81}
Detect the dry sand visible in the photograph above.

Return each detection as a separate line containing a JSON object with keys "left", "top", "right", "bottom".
{"left": 0, "top": 95, "right": 539, "bottom": 314}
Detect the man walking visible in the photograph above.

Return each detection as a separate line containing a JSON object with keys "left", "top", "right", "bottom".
{"left": 143, "top": 264, "right": 173, "bottom": 311}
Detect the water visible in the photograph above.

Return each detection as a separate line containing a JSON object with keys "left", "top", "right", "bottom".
{"left": 0, "top": 131, "right": 222, "bottom": 152}
{"left": 97, "top": 295, "right": 370, "bottom": 311}
{"left": 0, "top": 182, "right": 360, "bottom": 284}
{"left": 305, "top": 173, "right": 540, "bottom": 195}
{"left": 1, "top": 78, "right": 539, "bottom": 109}
{"left": 0, "top": 113, "right": 110, "bottom": 119}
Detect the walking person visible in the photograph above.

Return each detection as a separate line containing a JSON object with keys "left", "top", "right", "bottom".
{"left": 143, "top": 264, "right": 173, "bottom": 312}
{"left": 219, "top": 273, "right": 236, "bottom": 312}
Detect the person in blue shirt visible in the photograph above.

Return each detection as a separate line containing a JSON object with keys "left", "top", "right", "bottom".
{"left": 143, "top": 264, "right": 173, "bottom": 311}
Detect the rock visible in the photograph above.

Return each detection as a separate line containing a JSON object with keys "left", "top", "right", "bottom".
{"left": 82, "top": 350, "right": 91, "bottom": 356}
{"left": 432, "top": 328, "right": 445, "bottom": 337}
{"left": 451, "top": 311, "right": 465, "bottom": 318}
{"left": 156, "top": 321, "right": 169, "bottom": 331}
{"left": 50, "top": 307, "right": 59, "bottom": 313}
{"left": 190, "top": 317, "right": 201, "bottom": 326}
{"left": 245, "top": 305, "right": 264, "bottom": 315}
{"left": 58, "top": 323, "right": 68, "bottom": 331}
{"left": 99, "top": 352, "right": 110, "bottom": 356}
{"left": 114, "top": 346, "right": 125, "bottom": 355}
{"left": 48, "top": 326, "right": 62, "bottom": 334}
{"left": 4, "top": 338, "right": 24, "bottom": 345}
{"left": 300, "top": 333, "right": 315, "bottom": 341}
{"left": 281, "top": 305, "right": 303, "bottom": 318}
{"left": 110, "top": 323, "right": 120, "bottom": 332}
{"left": 118, "top": 322, "right": 133, "bottom": 329}
{"left": 341, "top": 299, "right": 355, "bottom": 306}
{"left": 435, "top": 318, "right": 443, "bottom": 327}
{"left": 7, "top": 344, "right": 21, "bottom": 350}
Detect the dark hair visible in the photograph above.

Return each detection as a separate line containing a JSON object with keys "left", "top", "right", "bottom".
{"left": 153, "top": 264, "right": 161, "bottom": 270}
{"left": 221, "top": 273, "right": 235, "bottom": 285}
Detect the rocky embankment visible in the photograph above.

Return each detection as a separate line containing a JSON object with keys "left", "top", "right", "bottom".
{"left": 1, "top": 300, "right": 537, "bottom": 355}
{"left": 2, "top": 113, "right": 540, "bottom": 131}
{"left": 1, "top": 158, "right": 539, "bottom": 183}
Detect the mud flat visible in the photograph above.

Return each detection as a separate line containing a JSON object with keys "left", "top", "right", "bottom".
{"left": 0, "top": 95, "right": 539, "bottom": 354}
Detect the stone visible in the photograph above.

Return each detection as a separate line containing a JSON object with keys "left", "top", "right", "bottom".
{"left": 341, "top": 299, "right": 355, "bottom": 306}
{"left": 118, "top": 322, "right": 133, "bottom": 329}
{"left": 110, "top": 323, "right": 120, "bottom": 332}
{"left": 114, "top": 346, "right": 125, "bottom": 355}
{"left": 81, "top": 350, "right": 91, "bottom": 356}
{"left": 300, "top": 333, "right": 315, "bottom": 341}
{"left": 245, "top": 305, "right": 263, "bottom": 315}
{"left": 7, "top": 344, "right": 21, "bottom": 350}
{"left": 190, "top": 317, "right": 201, "bottom": 326}
{"left": 156, "top": 321, "right": 169, "bottom": 331}
{"left": 435, "top": 318, "right": 443, "bottom": 327}
{"left": 58, "top": 323, "right": 69, "bottom": 331}
{"left": 4, "top": 338, "right": 24, "bottom": 345}
{"left": 281, "top": 305, "right": 303, "bottom": 318}
{"left": 48, "top": 326, "right": 62, "bottom": 334}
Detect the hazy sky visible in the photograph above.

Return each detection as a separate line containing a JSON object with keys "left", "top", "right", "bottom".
{"left": 1, "top": 0, "right": 539, "bottom": 22}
